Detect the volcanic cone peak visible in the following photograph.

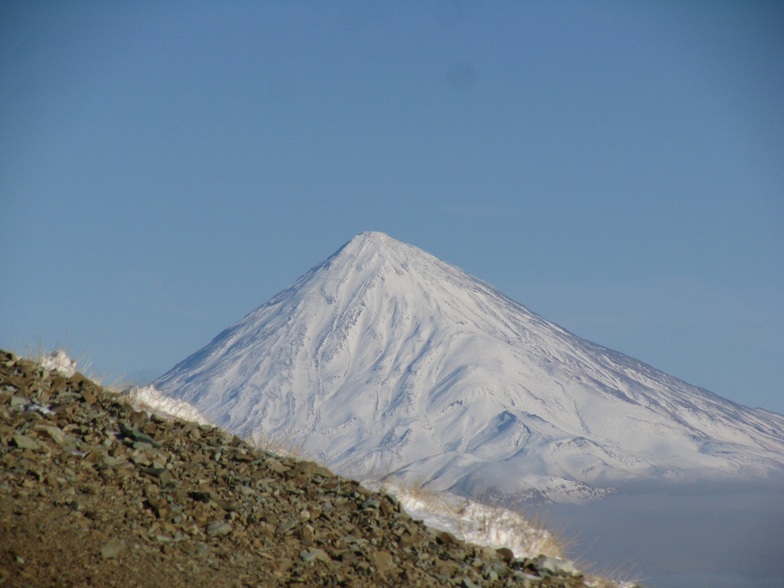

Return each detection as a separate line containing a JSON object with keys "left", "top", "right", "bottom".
{"left": 312, "top": 231, "right": 505, "bottom": 311}
{"left": 156, "top": 232, "right": 784, "bottom": 505}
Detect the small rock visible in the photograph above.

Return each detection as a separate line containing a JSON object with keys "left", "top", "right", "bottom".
{"left": 299, "top": 548, "right": 330, "bottom": 564}
{"left": 435, "top": 530, "right": 458, "bottom": 545}
{"left": 140, "top": 467, "right": 171, "bottom": 484}
{"left": 11, "top": 433, "right": 40, "bottom": 451}
{"left": 205, "top": 520, "right": 232, "bottom": 537}
{"left": 80, "top": 389, "right": 97, "bottom": 405}
{"left": 33, "top": 425, "right": 68, "bottom": 446}
{"left": 100, "top": 540, "right": 125, "bottom": 559}
{"left": 361, "top": 497, "right": 380, "bottom": 510}
{"left": 119, "top": 423, "right": 161, "bottom": 448}
{"left": 188, "top": 490, "right": 212, "bottom": 503}
{"left": 299, "top": 524, "right": 315, "bottom": 543}
{"left": 265, "top": 458, "right": 289, "bottom": 474}
{"left": 313, "top": 465, "right": 333, "bottom": 478}
{"left": 496, "top": 547, "right": 515, "bottom": 563}
{"left": 276, "top": 518, "right": 297, "bottom": 535}
{"left": 369, "top": 549, "right": 396, "bottom": 574}
{"left": 532, "top": 555, "right": 579, "bottom": 577}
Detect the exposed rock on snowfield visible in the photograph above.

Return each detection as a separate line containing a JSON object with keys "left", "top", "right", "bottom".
{"left": 1, "top": 350, "right": 635, "bottom": 587}
{"left": 154, "top": 232, "right": 784, "bottom": 505}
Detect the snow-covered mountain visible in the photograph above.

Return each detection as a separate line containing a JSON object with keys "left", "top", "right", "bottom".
{"left": 155, "top": 231, "right": 784, "bottom": 504}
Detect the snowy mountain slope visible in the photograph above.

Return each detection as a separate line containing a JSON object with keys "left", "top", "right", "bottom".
{"left": 155, "top": 231, "right": 784, "bottom": 504}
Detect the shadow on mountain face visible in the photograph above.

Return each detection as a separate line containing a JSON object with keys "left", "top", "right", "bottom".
{"left": 532, "top": 480, "right": 784, "bottom": 588}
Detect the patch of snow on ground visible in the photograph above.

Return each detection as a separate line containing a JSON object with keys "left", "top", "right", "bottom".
{"left": 124, "top": 385, "right": 211, "bottom": 426}
{"left": 40, "top": 349, "right": 77, "bottom": 377}
{"left": 369, "top": 483, "right": 641, "bottom": 587}
{"left": 368, "top": 482, "right": 560, "bottom": 559}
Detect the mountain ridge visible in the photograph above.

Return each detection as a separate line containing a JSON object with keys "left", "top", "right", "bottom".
{"left": 155, "top": 231, "right": 784, "bottom": 504}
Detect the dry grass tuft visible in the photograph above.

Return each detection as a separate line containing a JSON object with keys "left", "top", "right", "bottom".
{"left": 245, "top": 429, "right": 316, "bottom": 463}
{"left": 17, "top": 339, "right": 125, "bottom": 388}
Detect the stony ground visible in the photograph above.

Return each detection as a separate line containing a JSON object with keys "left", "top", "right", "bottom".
{"left": 0, "top": 350, "right": 628, "bottom": 587}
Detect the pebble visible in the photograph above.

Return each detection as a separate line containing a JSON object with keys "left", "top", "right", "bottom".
{"left": 100, "top": 540, "right": 125, "bottom": 559}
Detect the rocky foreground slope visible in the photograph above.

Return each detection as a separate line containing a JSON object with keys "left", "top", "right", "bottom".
{"left": 0, "top": 350, "right": 632, "bottom": 587}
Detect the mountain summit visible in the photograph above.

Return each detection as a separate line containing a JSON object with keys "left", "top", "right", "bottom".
{"left": 156, "top": 231, "right": 784, "bottom": 504}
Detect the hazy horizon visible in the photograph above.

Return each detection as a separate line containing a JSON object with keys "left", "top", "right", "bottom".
{"left": 535, "top": 481, "right": 784, "bottom": 588}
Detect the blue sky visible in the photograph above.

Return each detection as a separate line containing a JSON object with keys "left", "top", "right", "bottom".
{"left": 2, "top": 1, "right": 782, "bottom": 412}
